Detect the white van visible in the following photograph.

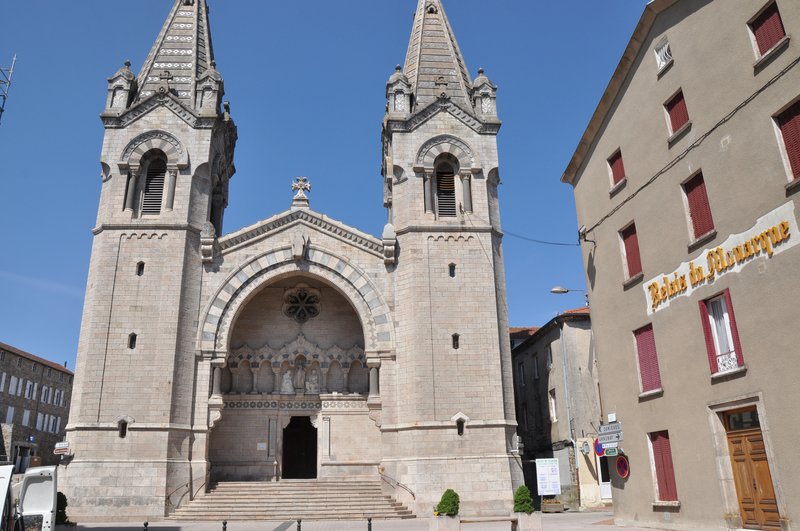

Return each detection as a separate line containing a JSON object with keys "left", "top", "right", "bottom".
{"left": 0, "top": 465, "right": 57, "bottom": 531}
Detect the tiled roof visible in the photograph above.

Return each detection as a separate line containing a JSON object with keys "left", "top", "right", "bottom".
{"left": 509, "top": 327, "right": 540, "bottom": 338}
{"left": 0, "top": 341, "right": 74, "bottom": 376}
{"left": 403, "top": 0, "right": 474, "bottom": 112}
{"left": 562, "top": 306, "right": 590, "bottom": 315}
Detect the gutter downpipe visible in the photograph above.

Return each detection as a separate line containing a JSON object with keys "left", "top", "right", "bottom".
{"left": 560, "top": 319, "right": 581, "bottom": 507}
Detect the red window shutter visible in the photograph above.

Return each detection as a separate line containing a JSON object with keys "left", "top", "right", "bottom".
{"left": 723, "top": 289, "right": 745, "bottom": 367}
{"left": 667, "top": 92, "right": 689, "bottom": 133}
{"left": 609, "top": 151, "right": 626, "bottom": 185}
{"left": 752, "top": 3, "right": 786, "bottom": 55}
{"left": 650, "top": 431, "right": 679, "bottom": 501}
{"left": 684, "top": 173, "right": 715, "bottom": 238}
{"left": 621, "top": 224, "right": 642, "bottom": 277}
{"left": 778, "top": 100, "right": 800, "bottom": 180}
{"left": 635, "top": 325, "right": 662, "bottom": 392}
{"left": 699, "top": 299, "right": 719, "bottom": 373}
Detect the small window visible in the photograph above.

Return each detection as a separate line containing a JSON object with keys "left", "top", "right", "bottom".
{"left": 683, "top": 172, "right": 715, "bottom": 239}
{"left": 548, "top": 389, "right": 558, "bottom": 423}
{"left": 700, "top": 290, "right": 744, "bottom": 375}
{"left": 649, "top": 431, "right": 679, "bottom": 502}
{"left": 654, "top": 37, "right": 673, "bottom": 71}
{"left": 4, "top": 406, "right": 14, "bottom": 424}
{"left": 449, "top": 263, "right": 456, "bottom": 278}
{"left": 136, "top": 262, "right": 146, "bottom": 276}
{"left": 456, "top": 419, "right": 465, "bottom": 436}
{"left": 128, "top": 333, "right": 137, "bottom": 350}
{"left": 750, "top": 2, "right": 786, "bottom": 57}
{"left": 452, "top": 334, "right": 460, "bottom": 350}
{"left": 517, "top": 362, "right": 526, "bottom": 389}
{"left": 634, "top": 325, "right": 662, "bottom": 393}
{"left": 545, "top": 345, "right": 553, "bottom": 370}
{"left": 620, "top": 223, "right": 643, "bottom": 279}
{"left": 32, "top": 364, "right": 37, "bottom": 373}
{"left": 16, "top": 358, "right": 22, "bottom": 368}
{"left": 608, "top": 150, "right": 626, "bottom": 186}
{"left": 533, "top": 355, "right": 540, "bottom": 380}
{"left": 777, "top": 99, "right": 800, "bottom": 181}
{"left": 118, "top": 420, "right": 128, "bottom": 439}
{"left": 666, "top": 90, "right": 690, "bottom": 134}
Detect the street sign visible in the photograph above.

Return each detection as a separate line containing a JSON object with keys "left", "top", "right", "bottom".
{"left": 604, "top": 447, "right": 619, "bottom": 457}
{"left": 594, "top": 438, "right": 604, "bottom": 457}
{"left": 598, "top": 433, "right": 623, "bottom": 445}
{"left": 54, "top": 442, "right": 70, "bottom": 455}
{"left": 616, "top": 455, "right": 630, "bottom": 479}
{"left": 535, "top": 458, "right": 562, "bottom": 496}
{"left": 598, "top": 422, "right": 622, "bottom": 435}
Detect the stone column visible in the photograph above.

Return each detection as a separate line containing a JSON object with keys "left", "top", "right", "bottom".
{"left": 251, "top": 364, "right": 259, "bottom": 394}
{"left": 461, "top": 172, "right": 473, "bottom": 213}
{"left": 369, "top": 367, "right": 380, "bottom": 398}
{"left": 343, "top": 369, "right": 350, "bottom": 393}
{"left": 165, "top": 168, "right": 178, "bottom": 211}
{"left": 423, "top": 171, "right": 434, "bottom": 213}
{"left": 211, "top": 367, "right": 222, "bottom": 398}
{"left": 124, "top": 169, "right": 139, "bottom": 212}
{"left": 321, "top": 369, "right": 328, "bottom": 394}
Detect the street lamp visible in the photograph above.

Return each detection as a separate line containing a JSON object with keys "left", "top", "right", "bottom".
{"left": 550, "top": 286, "right": 589, "bottom": 306}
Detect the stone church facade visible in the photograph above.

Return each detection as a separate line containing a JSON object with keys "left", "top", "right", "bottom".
{"left": 61, "top": 0, "right": 521, "bottom": 521}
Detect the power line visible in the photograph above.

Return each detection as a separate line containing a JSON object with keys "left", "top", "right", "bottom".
{"left": 504, "top": 229, "right": 580, "bottom": 247}
{"left": 0, "top": 54, "right": 17, "bottom": 125}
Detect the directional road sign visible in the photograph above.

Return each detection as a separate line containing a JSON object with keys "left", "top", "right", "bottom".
{"left": 598, "top": 433, "right": 623, "bottom": 445}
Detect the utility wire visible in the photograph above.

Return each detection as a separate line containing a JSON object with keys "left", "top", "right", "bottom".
{"left": 584, "top": 54, "right": 800, "bottom": 236}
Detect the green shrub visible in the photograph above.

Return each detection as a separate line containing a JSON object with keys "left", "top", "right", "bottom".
{"left": 56, "top": 491, "right": 70, "bottom": 524}
{"left": 435, "top": 489, "right": 460, "bottom": 516}
{"left": 513, "top": 485, "right": 533, "bottom": 514}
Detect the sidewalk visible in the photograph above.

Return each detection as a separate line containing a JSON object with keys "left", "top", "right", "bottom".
{"left": 55, "top": 512, "right": 661, "bottom": 531}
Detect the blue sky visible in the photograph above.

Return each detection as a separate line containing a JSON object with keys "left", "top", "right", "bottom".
{"left": 0, "top": 1, "right": 644, "bottom": 369}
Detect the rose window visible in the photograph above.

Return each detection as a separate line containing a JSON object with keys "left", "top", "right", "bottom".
{"left": 282, "top": 285, "right": 321, "bottom": 323}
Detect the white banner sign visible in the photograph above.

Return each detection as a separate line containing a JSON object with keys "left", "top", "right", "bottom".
{"left": 535, "top": 458, "right": 562, "bottom": 496}
{"left": 644, "top": 201, "right": 799, "bottom": 315}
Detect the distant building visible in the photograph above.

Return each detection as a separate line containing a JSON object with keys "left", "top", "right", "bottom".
{"left": 0, "top": 342, "right": 73, "bottom": 472}
{"left": 511, "top": 308, "right": 609, "bottom": 510}
{"left": 563, "top": 0, "right": 800, "bottom": 529}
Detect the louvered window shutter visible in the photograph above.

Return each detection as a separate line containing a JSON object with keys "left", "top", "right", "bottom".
{"left": 779, "top": 100, "right": 800, "bottom": 180}
{"left": 752, "top": 3, "right": 785, "bottom": 55}
{"left": 609, "top": 151, "right": 626, "bottom": 185}
{"left": 436, "top": 171, "right": 457, "bottom": 217}
{"left": 667, "top": 92, "right": 689, "bottom": 133}
{"left": 650, "top": 431, "right": 679, "bottom": 501}
{"left": 635, "top": 325, "right": 662, "bottom": 392}
{"left": 142, "top": 160, "right": 166, "bottom": 214}
{"left": 621, "top": 224, "right": 642, "bottom": 277}
{"left": 684, "top": 173, "right": 715, "bottom": 238}
{"left": 723, "top": 289, "right": 745, "bottom": 367}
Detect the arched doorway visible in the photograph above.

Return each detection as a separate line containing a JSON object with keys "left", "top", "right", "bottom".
{"left": 282, "top": 417, "right": 317, "bottom": 479}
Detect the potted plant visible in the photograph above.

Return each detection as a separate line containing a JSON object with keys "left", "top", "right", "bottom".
{"left": 430, "top": 489, "right": 461, "bottom": 530}
{"left": 512, "top": 486, "right": 542, "bottom": 531}
{"left": 541, "top": 497, "right": 564, "bottom": 513}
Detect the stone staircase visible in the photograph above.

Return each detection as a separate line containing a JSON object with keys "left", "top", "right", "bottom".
{"left": 170, "top": 480, "right": 415, "bottom": 521}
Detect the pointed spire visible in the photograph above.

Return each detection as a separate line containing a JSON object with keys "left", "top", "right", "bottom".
{"left": 135, "top": 0, "right": 218, "bottom": 108}
{"left": 403, "top": 0, "right": 473, "bottom": 112}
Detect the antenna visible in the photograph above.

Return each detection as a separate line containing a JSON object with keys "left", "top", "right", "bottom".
{"left": 0, "top": 55, "right": 17, "bottom": 125}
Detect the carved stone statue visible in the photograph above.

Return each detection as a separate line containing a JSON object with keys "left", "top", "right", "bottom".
{"left": 294, "top": 362, "right": 306, "bottom": 391}
{"left": 305, "top": 367, "right": 321, "bottom": 394}
{"left": 280, "top": 371, "right": 295, "bottom": 394}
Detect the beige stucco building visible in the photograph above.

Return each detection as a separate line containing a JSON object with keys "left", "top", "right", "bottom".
{"left": 60, "top": 0, "right": 522, "bottom": 522}
{"left": 511, "top": 309, "right": 610, "bottom": 511}
{"left": 563, "top": 1, "right": 800, "bottom": 530}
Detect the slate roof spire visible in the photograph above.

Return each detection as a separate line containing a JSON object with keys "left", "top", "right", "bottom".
{"left": 135, "top": 0, "right": 217, "bottom": 108}
{"left": 403, "top": 0, "right": 474, "bottom": 112}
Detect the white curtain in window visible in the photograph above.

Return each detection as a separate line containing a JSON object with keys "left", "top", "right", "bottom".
{"left": 708, "top": 298, "right": 732, "bottom": 354}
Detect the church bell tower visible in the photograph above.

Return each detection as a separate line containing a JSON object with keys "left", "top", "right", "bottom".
{"left": 62, "top": 0, "right": 237, "bottom": 521}
{"left": 381, "top": 0, "right": 520, "bottom": 516}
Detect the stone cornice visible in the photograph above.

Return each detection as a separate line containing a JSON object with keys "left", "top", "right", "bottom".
{"left": 92, "top": 223, "right": 203, "bottom": 236}
{"left": 218, "top": 209, "right": 384, "bottom": 258}
{"left": 101, "top": 92, "right": 219, "bottom": 129}
{"left": 395, "top": 225, "right": 497, "bottom": 237}
{"left": 385, "top": 99, "right": 501, "bottom": 135}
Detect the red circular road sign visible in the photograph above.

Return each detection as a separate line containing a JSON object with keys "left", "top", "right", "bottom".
{"left": 616, "top": 455, "right": 630, "bottom": 479}
{"left": 594, "top": 438, "right": 605, "bottom": 457}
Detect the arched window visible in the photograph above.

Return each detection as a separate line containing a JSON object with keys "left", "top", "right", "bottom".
{"left": 435, "top": 163, "right": 457, "bottom": 218}
{"left": 449, "top": 263, "right": 457, "bottom": 278}
{"left": 136, "top": 262, "right": 145, "bottom": 277}
{"left": 142, "top": 157, "right": 166, "bottom": 215}
{"left": 118, "top": 420, "right": 128, "bottom": 439}
{"left": 128, "top": 333, "right": 137, "bottom": 350}
{"left": 452, "top": 333, "right": 460, "bottom": 350}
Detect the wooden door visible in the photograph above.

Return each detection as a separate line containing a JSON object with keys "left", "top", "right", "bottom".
{"left": 726, "top": 409, "right": 781, "bottom": 530}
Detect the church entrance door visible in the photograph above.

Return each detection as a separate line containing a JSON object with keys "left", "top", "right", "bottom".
{"left": 282, "top": 416, "right": 317, "bottom": 479}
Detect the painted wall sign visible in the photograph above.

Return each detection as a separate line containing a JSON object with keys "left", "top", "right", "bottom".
{"left": 644, "top": 202, "right": 799, "bottom": 315}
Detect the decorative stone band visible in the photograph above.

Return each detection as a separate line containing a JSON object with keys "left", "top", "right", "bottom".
{"left": 644, "top": 201, "right": 799, "bottom": 315}
{"left": 385, "top": 98, "right": 501, "bottom": 135}
{"left": 118, "top": 129, "right": 189, "bottom": 170}
{"left": 198, "top": 245, "right": 395, "bottom": 356}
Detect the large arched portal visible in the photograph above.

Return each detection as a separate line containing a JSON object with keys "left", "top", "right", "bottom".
{"left": 208, "top": 275, "right": 368, "bottom": 482}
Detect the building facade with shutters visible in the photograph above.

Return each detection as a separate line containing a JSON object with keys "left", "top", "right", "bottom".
{"left": 0, "top": 342, "right": 73, "bottom": 473}
{"left": 511, "top": 309, "right": 610, "bottom": 511}
{"left": 563, "top": 1, "right": 800, "bottom": 530}
{"left": 60, "top": 0, "right": 522, "bottom": 522}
